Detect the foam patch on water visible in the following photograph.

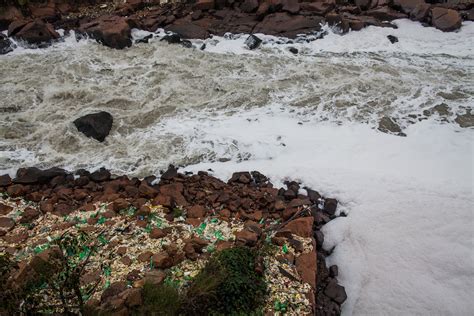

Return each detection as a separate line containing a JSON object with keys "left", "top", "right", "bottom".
{"left": 171, "top": 105, "right": 473, "bottom": 315}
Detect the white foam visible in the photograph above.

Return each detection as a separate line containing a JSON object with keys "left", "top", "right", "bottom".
{"left": 199, "top": 20, "right": 474, "bottom": 57}
{"left": 161, "top": 105, "right": 474, "bottom": 315}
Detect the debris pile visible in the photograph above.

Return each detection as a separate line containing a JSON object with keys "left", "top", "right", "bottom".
{"left": 0, "top": 166, "right": 346, "bottom": 315}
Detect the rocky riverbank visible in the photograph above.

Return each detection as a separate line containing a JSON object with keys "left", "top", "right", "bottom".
{"left": 0, "top": 166, "right": 346, "bottom": 315}
{"left": 0, "top": 0, "right": 472, "bottom": 51}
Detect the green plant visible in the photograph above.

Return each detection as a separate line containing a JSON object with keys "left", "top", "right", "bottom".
{"left": 131, "top": 282, "right": 181, "bottom": 316}
{"left": 183, "top": 247, "right": 267, "bottom": 315}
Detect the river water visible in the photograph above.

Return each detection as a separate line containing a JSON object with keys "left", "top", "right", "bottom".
{"left": 1, "top": 20, "right": 473, "bottom": 315}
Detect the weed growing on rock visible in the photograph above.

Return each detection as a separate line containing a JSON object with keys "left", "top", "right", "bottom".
{"left": 183, "top": 246, "right": 267, "bottom": 315}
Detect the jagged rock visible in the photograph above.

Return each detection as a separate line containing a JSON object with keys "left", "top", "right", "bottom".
{"left": 241, "top": 0, "right": 259, "bottom": 13}
{"left": 74, "top": 111, "right": 113, "bottom": 142}
{"left": 254, "top": 12, "right": 323, "bottom": 38}
{"left": 9, "top": 19, "right": 59, "bottom": 46}
{"left": 282, "top": 0, "right": 300, "bottom": 14}
{"left": 410, "top": 3, "right": 431, "bottom": 21}
{"left": 0, "top": 34, "right": 13, "bottom": 55}
{"left": 79, "top": 16, "right": 132, "bottom": 49}
{"left": 0, "top": 6, "right": 23, "bottom": 30}
{"left": 393, "top": 0, "right": 425, "bottom": 14}
{"left": 430, "top": 7, "right": 462, "bottom": 32}
{"left": 245, "top": 34, "right": 262, "bottom": 50}
{"left": 387, "top": 34, "right": 398, "bottom": 43}
{"left": 324, "top": 279, "right": 347, "bottom": 304}
{"left": 13, "top": 167, "right": 67, "bottom": 185}
{"left": 165, "top": 20, "right": 209, "bottom": 39}
{"left": 378, "top": 116, "right": 406, "bottom": 136}
{"left": 365, "top": 7, "right": 407, "bottom": 21}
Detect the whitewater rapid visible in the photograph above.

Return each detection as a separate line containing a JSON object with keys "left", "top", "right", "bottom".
{"left": 1, "top": 19, "right": 473, "bottom": 315}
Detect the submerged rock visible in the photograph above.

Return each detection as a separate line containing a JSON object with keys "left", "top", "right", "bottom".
{"left": 387, "top": 34, "right": 398, "bottom": 43}
{"left": 378, "top": 116, "right": 406, "bottom": 137}
{"left": 0, "top": 34, "right": 13, "bottom": 55}
{"left": 74, "top": 111, "right": 113, "bottom": 142}
{"left": 245, "top": 34, "right": 262, "bottom": 50}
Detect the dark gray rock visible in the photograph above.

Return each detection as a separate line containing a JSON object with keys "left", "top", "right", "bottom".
{"left": 245, "top": 34, "right": 262, "bottom": 50}
{"left": 0, "top": 34, "right": 13, "bottom": 55}
{"left": 387, "top": 35, "right": 398, "bottom": 43}
{"left": 324, "top": 279, "right": 347, "bottom": 304}
{"left": 74, "top": 111, "right": 113, "bottom": 142}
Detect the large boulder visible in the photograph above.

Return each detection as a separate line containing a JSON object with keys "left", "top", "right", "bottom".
{"left": 365, "top": 7, "right": 408, "bottom": 21}
{"left": 0, "top": 34, "right": 13, "bottom": 55}
{"left": 410, "top": 3, "right": 431, "bottom": 21}
{"left": 393, "top": 0, "right": 425, "bottom": 14}
{"left": 73, "top": 111, "right": 113, "bottom": 142}
{"left": 165, "top": 20, "right": 209, "bottom": 39}
{"left": 80, "top": 16, "right": 132, "bottom": 49}
{"left": 430, "top": 7, "right": 462, "bottom": 32}
{"left": 13, "top": 167, "right": 68, "bottom": 184}
{"left": 8, "top": 19, "right": 59, "bottom": 46}
{"left": 0, "top": 6, "right": 23, "bottom": 31}
{"left": 253, "top": 12, "right": 323, "bottom": 38}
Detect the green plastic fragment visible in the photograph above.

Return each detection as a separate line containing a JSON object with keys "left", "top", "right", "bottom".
{"left": 259, "top": 218, "right": 265, "bottom": 224}
{"left": 98, "top": 235, "right": 108, "bottom": 245}
{"left": 103, "top": 266, "right": 111, "bottom": 277}
{"left": 214, "top": 230, "right": 224, "bottom": 241}
{"left": 104, "top": 280, "right": 110, "bottom": 289}
{"left": 145, "top": 223, "right": 152, "bottom": 233}
{"left": 206, "top": 245, "right": 215, "bottom": 253}
{"left": 196, "top": 222, "right": 207, "bottom": 235}
{"left": 97, "top": 216, "right": 106, "bottom": 225}
{"left": 282, "top": 244, "right": 288, "bottom": 254}
{"left": 210, "top": 218, "right": 218, "bottom": 224}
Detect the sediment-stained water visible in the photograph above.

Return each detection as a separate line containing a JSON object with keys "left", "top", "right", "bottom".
{"left": 0, "top": 19, "right": 473, "bottom": 315}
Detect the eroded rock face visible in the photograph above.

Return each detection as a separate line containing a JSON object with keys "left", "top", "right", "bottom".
{"left": 8, "top": 19, "right": 59, "bottom": 46}
{"left": 79, "top": 16, "right": 132, "bottom": 49}
{"left": 73, "top": 111, "right": 113, "bottom": 142}
{"left": 430, "top": 7, "right": 462, "bottom": 32}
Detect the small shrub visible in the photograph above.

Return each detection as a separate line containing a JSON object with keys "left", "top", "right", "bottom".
{"left": 183, "top": 247, "right": 267, "bottom": 315}
{"left": 132, "top": 282, "right": 181, "bottom": 316}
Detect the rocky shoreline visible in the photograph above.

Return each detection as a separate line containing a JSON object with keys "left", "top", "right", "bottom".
{"left": 1, "top": 166, "right": 347, "bottom": 315}
{"left": 0, "top": 0, "right": 472, "bottom": 52}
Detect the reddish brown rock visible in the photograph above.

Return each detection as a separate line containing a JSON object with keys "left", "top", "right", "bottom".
{"left": 0, "top": 203, "right": 13, "bottom": 215}
{"left": 187, "top": 205, "right": 206, "bottom": 218}
{"left": 0, "top": 216, "right": 15, "bottom": 231}
{"left": 0, "top": 6, "right": 23, "bottom": 30}
{"left": 281, "top": 216, "right": 314, "bottom": 238}
{"left": 7, "top": 184, "right": 26, "bottom": 197}
{"left": 19, "top": 207, "right": 40, "bottom": 223}
{"left": 254, "top": 12, "right": 323, "bottom": 38}
{"left": 150, "top": 228, "right": 168, "bottom": 239}
{"left": 393, "top": 0, "right": 425, "bottom": 14}
{"left": 151, "top": 252, "right": 174, "bottom": 269}
{"left": 410, "top": 3, "right": 431, "bottom": 21}
{"left": 144, "top": 270, "right": 166, "bottom": 285}
{"left": 165, "top": 20, "right": 209, "bottom": 39}
{"left": 235, "top": 229, "right": 258, "bottom": 246}
{"left": 241, "top": 0, "right": 259, "bottom": 13}
{"left": 430, "top": 7, "right": 462, "bottom": 32}
{"left": 9, "top": 19, "right": 59, "bottom": 46}
{"left": 282, "top": 0, "right": 300, "bottom": 14}
{"left": 296, "top": 250, "right": 317, "bottom": 289}
{"left": 80, "top": 16, "right": 132, "bottom": 49}
{"left": 0, "top": 174, "right": 12, "bottom": 187}
{"left": 194, "top": 0, "right": 215, "bottom": 11}
{"left": 365, "top": 7, "right": 407, "bottom": 21}
{"left": 137, "top": 251, "right": 153, "bottom": 263}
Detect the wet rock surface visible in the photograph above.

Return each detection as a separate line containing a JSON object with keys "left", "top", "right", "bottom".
{"left": 73, "top": 111, "right": 113, "bottom": 142}
{"left": 0, "top": 166, "right": 347, "bottom": 315}
{"left": 0, "top": 0, "right": 470, "bottom": 51}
